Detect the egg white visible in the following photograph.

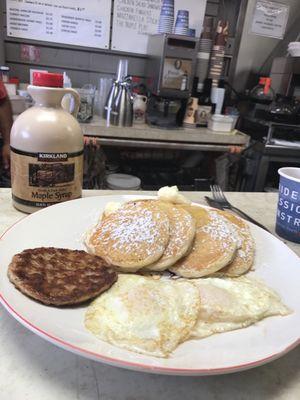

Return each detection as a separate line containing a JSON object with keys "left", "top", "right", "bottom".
{"left": 190, "top": 276, "right": 291, "bottom": 339}
{"left": 85, "top": 274, "right": 200, "bottom": 358}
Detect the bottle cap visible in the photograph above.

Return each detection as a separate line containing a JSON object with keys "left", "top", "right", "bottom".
{"left": 33, "top": 72, "right": 63, "bottom": 88}
{"left": 259, "top": 77, "right": 267, "bottom": 84}
{"left": 259, "top": 77, "right": 271, "bottom": 95}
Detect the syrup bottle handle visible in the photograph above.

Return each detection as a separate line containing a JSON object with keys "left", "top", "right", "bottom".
{"left": 62, "top": 88, "right": 80, "bottom": 117}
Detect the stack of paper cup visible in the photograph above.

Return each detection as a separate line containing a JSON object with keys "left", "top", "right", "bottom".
{"left": 208, "top": 45, "right": 225, "bottom": 86}
{"left": 196, "top": 38, "right": 213, "bottom": 92}
{"left": 208, "top": 20, "right": 228, "bottom": 86}
{"left": 157, "top": 0, "right": 174, "bottom": 34}
{"left": 174, "top": 10, "right": 189, "bottom": 35}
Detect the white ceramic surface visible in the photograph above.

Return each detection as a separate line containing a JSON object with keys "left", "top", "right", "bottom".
{"left": 0, "top": 195, "right": 299, "bottom": 376}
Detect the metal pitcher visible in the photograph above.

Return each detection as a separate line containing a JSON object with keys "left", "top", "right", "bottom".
{"left": 111, "top": 77, "right": 133, "bottom": 127}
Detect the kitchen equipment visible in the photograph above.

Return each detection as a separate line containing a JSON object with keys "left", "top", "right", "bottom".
{"left": 10, "top": 71, "right": 83, "bottom": 214}
{"left": 210, "top": 184, "right": 270, "bottom": 232}
{"left": 111, "top": 76, "right": 133, "bottom": 127}
{"left": 147, "top": 34, "right": 197, "bottom": 99}
{"left": 270, "top": 57, "right": 300, "bottom": 99}
{"left": 268, "top": 94, "right": 297, "bottom": 123}
{"left": 104, "top": 59, "right": 130, "bottom": 126}
{"left": 146, "top": 33, "right": 197, "bottom": 128}
{"left": 238, "top": 116, "right": 300, "bottom": 191}
{"left": 250, "top": 77, "right": 275, "bottom": 104}
{"left": 146, "top": 97, "right": 182, "bottom": 128}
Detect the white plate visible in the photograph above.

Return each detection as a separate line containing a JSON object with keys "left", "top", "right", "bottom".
{"left": 0, "top": 195, "right": 299, "bottom": 376}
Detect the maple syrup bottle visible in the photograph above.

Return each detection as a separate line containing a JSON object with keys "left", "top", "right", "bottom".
{"left": 10, "top": 72, "right": 84, "bottom": 213}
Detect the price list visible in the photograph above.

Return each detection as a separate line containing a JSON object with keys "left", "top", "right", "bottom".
{"left": 7, "top": 0, "right": 111, "bottom": 49}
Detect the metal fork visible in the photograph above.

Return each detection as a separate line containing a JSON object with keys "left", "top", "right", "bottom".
{"left": 210, "top": 184, "right": 271, "bottom": 232}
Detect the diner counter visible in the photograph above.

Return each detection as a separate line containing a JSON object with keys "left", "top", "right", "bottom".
{"left": 80, "top": 117, "right": 250, "bottom": 152}
{"left": 0, "top": 189, "right": 299, "bottom": 400}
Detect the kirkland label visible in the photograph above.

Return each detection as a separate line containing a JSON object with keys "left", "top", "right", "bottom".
{"left": 38, "top": 152, "right": 68, "bottom": 162}
{"left": 11, "top": 147, "right": 83, "bottom": 208}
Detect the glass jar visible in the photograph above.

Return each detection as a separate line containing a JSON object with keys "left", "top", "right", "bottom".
{"left": 77, "top": 84, "right": 96, "bottom": 123}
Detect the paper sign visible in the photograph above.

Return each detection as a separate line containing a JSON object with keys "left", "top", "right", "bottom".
{"left": 250, "top": 0, "right": 289, "bottom": 39}
{"left": 6, "top": 0, "right": 111, "bottom": 49}
{"left": 111, "top": 0, "right": 207, "bottom": 54}
{"left": 20, "top": 44, "right": 41, "bottom": 62}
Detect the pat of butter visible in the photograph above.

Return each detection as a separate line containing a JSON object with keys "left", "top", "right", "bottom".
{"left": 104, "top": 201, "right": 121, "bottom": 217}
{"left": 157, "top": 186, "right": 190, "bottom": 204}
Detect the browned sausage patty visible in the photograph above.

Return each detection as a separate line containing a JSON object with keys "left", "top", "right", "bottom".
{"left": 7, "top": 247, "right": 117, "bottom": 306}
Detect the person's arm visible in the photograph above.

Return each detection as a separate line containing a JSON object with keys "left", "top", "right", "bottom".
{"left": 0, "top": 96, "right": 13, "bottom": 170}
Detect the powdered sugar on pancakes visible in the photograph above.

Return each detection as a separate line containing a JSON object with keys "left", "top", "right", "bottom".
{"left": 87, "top": 201, "right": 170, "bottom": 271}
{"left": 145, "top": 202, "right": 196, "bottom": 271}
{"left": 170, "top": 205, "right": 237, "bottom": 278}
{"left": 213, "top": 211, "right": 255, "bottom": 277}
{"left": 202, "top": 211, "right": 242, "bottom": 249}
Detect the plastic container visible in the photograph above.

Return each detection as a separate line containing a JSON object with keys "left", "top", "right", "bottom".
{"left": 207, "top": 114, "right": 235, "bottom": 132}
{"left": 106, "top": 174, "right": 141, "bottom": 190}
{"left": 10, "top": 71, "right": 84, "bottom": 213}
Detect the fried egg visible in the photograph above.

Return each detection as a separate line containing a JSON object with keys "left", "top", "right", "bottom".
{"left": 190, "top": 276, "right": 291, "bottom": 339}
{"left": 85, "top": 274, "right": 200, "bottom": 357}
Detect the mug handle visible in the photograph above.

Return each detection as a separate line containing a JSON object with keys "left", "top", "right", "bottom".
{"left": 62, "top": 88, "right": 80, "bottom": 117}
{"left": 142, "top": 95, "right": 148, "bottom": 103}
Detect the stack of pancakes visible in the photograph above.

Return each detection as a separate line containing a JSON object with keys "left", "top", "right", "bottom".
{"left": 85, "top": 199, "right": 255, "bottom": 278}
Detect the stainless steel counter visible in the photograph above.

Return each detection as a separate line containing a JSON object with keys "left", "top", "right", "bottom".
{"left": 81, "top": 117, "right": 250, "bottom": 152}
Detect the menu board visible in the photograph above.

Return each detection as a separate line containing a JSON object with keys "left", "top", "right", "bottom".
{"left": 6, "top": 0, "right": 112, "bottom": 49}
{"left": 111, "top": 0, "right": 207, "bottom": 54}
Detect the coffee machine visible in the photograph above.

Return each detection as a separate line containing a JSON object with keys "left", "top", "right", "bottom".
{"left": 146, "top": 34, "right": 198, "bottom": 128}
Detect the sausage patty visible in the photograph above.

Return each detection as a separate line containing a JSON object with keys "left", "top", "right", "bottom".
{"left": 7, "top": 247, "right": 117, "bottom": 306}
